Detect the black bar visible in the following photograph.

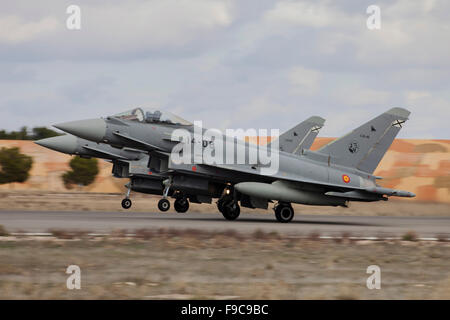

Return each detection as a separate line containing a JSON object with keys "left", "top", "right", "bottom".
{"left": 0, "top": 300, "right": 447, "bottom": 319}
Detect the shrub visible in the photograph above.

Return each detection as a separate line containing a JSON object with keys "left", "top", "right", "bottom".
{"left": 31, "top": 127, "right": 61, "bottom": 140}
{"left": 0, "top": 147, "right": 33, "bottom": 184}
{"left": 0, "top": 126, "right": 61, "bottom": 140}
{"left": 62, "top": 156, "right": 99, "bottom": 187}
{"left": 402, "top": 231, "right": 418, "bottom": 241}
{"left": 48, "top": 228, "right": 90, "bottom": 239}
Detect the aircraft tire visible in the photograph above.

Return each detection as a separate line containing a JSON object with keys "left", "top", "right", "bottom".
{"left": 217, "top": 199, "right": 225, "bottom": 213}
{"left": 174, "top": 198, "right": 189, "bottom": 213}
{"left": 275, "top": 204, "right": 294, "bottom": 223}
{"left": 121, "top": 198, "right": 132, "bottom": 210}
{"left": 221, "top": 201, "right": 240, "bottom": 221}
{"left": 158, "top": 199, "right": 170, "bottom": 212}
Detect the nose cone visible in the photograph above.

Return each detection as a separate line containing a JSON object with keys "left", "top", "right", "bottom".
{"left": 54, "top": 118, "right": 106, "bottom": 142}
{"left": 35, "top": 134, "right": 78, "bottom": 154}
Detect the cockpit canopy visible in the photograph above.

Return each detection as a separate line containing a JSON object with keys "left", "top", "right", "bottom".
{"left": 112, "top": 108, "right": 192, "bottom": 126}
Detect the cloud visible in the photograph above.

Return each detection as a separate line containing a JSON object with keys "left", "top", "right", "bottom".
{"left": 0, "top": 64, "right": 36, "bottom": 82}
{"left": 262, "top": 0, "right": 450, "bottom": 69}
{"left": 405, "top": 91, "right": 431, "bottom": 102}
{"left": 0, "top": 0, "right": 233, "bottom": 60}
{"left": 83, "top": 0, "right": 232, "bottom": 48}
{"left": 264, "top": 1, "right": 357, "bottom": 28}
{"left": 332, "top": 86, "right": 391, "bottom": 107}
{"left": 402, "top": 90, "right": 450, "bottom": 138}
{"left": 353, "top": 0, "right": 450, "bottom": 67}
{"left": 61, "top": 76, "right": 117, "bottom": 104}
{"left": 0, "top": 15, "right": 59, "bottom": 45}
{"left": 288, "top": 66, "right": 322, "bottom": 95}
{"left": 0, "top": 0, "right": 449, "bottom": 140}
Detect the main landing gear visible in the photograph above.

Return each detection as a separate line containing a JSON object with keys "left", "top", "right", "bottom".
{"left": 174, "top": 197, "right": 189, "bottom": 213}
{"left": 156, "top": 177, "right": 190, "bottom": 213}
{"left": 217, "top": 186, "right": 240, "bottom": 221}
{"left": 157, "top": 197, "right": 190, "bottom": 213}
{"left": 217, "top": 198, "right": 240, "bottom": 221}
{"left": 274, "top": 202, "right": 294, "bottom": 223}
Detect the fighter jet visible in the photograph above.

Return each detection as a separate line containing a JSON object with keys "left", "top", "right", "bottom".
{"left": 52, "top": 107, "right": 415, "bottom": 223}
{"left": 36, "top": 113, "right": 324, "bottom": 214}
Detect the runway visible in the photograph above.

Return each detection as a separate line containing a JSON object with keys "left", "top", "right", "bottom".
{"left": 0, "top": 210, "right": 449, "bottom": 238}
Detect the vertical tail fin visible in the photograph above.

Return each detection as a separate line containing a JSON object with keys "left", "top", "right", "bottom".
{"left": 317, "top": 108, "right": 410, "bottom": 173}
{"left": 275, "top": 116, "right": 325, "bottom": 154}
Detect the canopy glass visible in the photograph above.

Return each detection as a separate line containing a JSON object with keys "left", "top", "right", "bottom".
{"left": 113, "top": 108, "right": 192, "bottom": 126}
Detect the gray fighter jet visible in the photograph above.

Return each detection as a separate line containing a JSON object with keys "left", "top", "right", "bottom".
{"left": 36, "top": 112, "right": 324, "bottom": 214}
{"left": 49, "top": 107, "right": 415, "bottom": 222}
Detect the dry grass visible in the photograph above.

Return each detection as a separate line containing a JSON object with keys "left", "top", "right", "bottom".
{"left": 436, "top": 234, "right": 450, "bottom": 242}
{"left": 307, "top": 231, "right": 321, "bottom": 241}
{"left": 0, "top": 232, "right": 448, "bottom": 300}
{"left": 48, "top": 229, "right": 91, "bottom": 240}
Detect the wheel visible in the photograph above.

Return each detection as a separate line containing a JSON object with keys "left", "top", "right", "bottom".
{"left": 217, "top": 199, "right": 225, "bottom": 213}
{"left": 275, "top": 203, "right": 294, "bottom": 223}
{"left": 158, "top": 199, "right": 170, "bottom": 212}
{"left": 174, "top": 198, "right": 189, "bottom": 213}
{"left": 121, "top": 198, "right": 132, "bottom": 209}
{"left": 217, "top": 195, "right": 233, "bottom": 214}
{"left": 221, "top": 201, "right": 240, "bottom": 221}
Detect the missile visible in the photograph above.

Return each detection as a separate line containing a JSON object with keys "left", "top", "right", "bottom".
{"left": 365, "top": 187, "right": 416, "bottom": 198}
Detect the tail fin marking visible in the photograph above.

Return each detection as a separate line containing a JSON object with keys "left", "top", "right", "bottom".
{"left": 317, "top": 108, "right": 410, "bottom": 173}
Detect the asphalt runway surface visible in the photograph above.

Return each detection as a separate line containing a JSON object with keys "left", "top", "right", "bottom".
{"left": 0, "top": 210, "right": 449, "bottom": 238}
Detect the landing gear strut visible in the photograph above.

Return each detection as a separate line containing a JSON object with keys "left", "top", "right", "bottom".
{"left": 158, "top": 178, "right": 172, "bottom": 212}
{"left": 121, "top": 183, "right": 132, "bottom": 209}
{"left": 274, "top": 202, "right": 294, "bottom": 223}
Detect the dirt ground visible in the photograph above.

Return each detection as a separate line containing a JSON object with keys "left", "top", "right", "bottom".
{"left": 0, "top": 191, "right": 449, "bottom": 216}
{"left": 1, "top": 191, "right": 448, "bottom": 300}
{"left": 0, "top": 231, "right": 449, "bottom": 300}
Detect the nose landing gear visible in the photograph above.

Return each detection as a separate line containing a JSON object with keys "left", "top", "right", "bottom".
{"left": 121, "top": 183, "right": 132, "bottom": 209}
{"left": 121, "top": 198, "right": 132, "bottom": 209}
{"left": 157, "top": 177, "right": 172, "bottom": 212}
{"left": 158, "top": 198, "right": 170, "bottom": 212}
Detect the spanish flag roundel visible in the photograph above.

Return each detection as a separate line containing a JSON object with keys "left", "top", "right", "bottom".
{"left": 342, "top": 174, "right": 351, "bottom": 183}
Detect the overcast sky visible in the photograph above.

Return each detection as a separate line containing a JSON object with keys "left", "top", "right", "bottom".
{"left": 1, "top": 0, "right": 449, "bottom": 138}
